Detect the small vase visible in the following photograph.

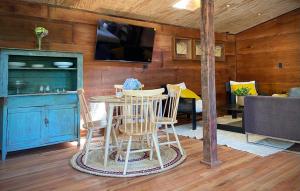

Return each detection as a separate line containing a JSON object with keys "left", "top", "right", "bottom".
{"left": 236, "top": 96, "right": 245, "bottom": 106}
{"left": 36, "top": 36, "right": 42, "bottom": 50}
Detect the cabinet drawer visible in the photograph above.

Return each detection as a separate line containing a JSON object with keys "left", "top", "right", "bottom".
{"left": 7, "top": 93, "right": 78, "bottom": 108}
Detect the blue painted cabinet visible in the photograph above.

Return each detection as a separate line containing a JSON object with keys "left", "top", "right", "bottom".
{"left": 6, "top": 104, "right": 78, "bottom": 151}
{"left": 0, "top": 48, "right": 83, "bottom": 160}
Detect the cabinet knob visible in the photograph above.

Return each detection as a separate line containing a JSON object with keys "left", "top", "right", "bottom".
{"left": 44, "top": 118, "right": 49, "bottom": 126}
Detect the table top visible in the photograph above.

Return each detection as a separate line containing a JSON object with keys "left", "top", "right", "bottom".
{"left": 89, "top": 95, "right": 168, "bottom": 104}
{"left": 89, "top": 95, "right": 124, "bottom": 103}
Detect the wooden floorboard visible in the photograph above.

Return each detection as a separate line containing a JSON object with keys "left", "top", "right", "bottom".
{"left": 1, "top": 137, "right": 300, "bottom": 191}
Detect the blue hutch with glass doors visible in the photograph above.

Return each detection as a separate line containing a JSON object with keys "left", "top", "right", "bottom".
{"left": 0, "top": 48, "right": 83, "bottom": 160}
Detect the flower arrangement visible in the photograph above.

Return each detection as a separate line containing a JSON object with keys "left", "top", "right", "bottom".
{"left": 123, "top": 78, "right": 142, "bottom": 90}
{"left": 34, "top": 26, "right": 48, "bottom": 50}
{"left": 233, "top": 87, "right": 250, "bottom": 96}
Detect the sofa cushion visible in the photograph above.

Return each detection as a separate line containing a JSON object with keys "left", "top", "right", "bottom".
{"left": 288, "top": 87, "right": 300, "bottom": 97}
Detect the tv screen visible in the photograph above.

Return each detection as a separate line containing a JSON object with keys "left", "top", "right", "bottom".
{"left": 95, "top": 20, "right": 155, "bottom": 63}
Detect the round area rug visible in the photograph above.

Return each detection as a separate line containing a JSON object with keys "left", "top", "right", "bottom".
{"left": 70, "top": 145, "right": 186, "bottom": 177}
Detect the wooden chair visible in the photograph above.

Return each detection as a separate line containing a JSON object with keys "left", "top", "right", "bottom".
{"left": 114, "top": 84, "right": 124, "bottom": 96}
{"left": 116, "top": 88, "right": 164, "bottom": 175}
{"left": 156, "top": 84, "right": 184, "bottom": 155}
{"left": 114, "top": 84, "right": 145, "bottom": 126}
{"left": 77, "top": 89, "right": 118, "bottom": 165}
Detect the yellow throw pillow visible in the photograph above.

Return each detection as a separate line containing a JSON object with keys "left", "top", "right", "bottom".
{"left": 230, "top": 81, "right": 258, "bottom": 95}
{"left": 180, "top": 88, "right": 201, "bottom": 100}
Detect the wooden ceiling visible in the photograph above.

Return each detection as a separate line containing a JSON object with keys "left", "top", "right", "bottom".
{"left": 22, "top": 0, "right": 300, "bottom": 34}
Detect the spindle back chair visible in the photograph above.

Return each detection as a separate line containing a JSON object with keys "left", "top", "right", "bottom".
{"left": 155, "top": 84, "right": 184, "bottom": 155}
{"left": 117, "top": 88, "right": 164, "bottom": 175}
{"left": 78, "top": 89, "right": 118, "bottom": 165}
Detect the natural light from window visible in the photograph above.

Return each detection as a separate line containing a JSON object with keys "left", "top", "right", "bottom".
{"left": 173, "top": 0, "right": 201, "bottom": 11}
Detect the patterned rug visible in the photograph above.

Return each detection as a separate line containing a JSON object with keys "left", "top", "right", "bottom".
{"left": 70, "top": 145, "right": 186, "bottom": 177}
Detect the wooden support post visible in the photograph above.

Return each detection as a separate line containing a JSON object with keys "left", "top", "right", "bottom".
{"left": 200, "top": 0, "right": 220, "bottom": 167}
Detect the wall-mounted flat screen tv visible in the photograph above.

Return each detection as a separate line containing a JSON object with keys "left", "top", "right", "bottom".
{"left": 95, "top": 20, "right": 155, "bottom": 63}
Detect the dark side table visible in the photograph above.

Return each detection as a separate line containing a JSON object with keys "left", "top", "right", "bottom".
{"left": 177, "top": 98, "right": 201, "bottom": 130}
{"left": 217, "top": 104, "right": 245, "bottom": 133}
{"left": 227, "top": 104, "right": 244, "bottom": 119}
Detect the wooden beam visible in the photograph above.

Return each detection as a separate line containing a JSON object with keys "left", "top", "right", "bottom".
{"left": 200, "top": 0, "right": 220, "bottom": 167}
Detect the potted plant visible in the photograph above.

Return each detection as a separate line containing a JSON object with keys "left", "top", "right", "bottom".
{"left": 233, "top": 87, "right": 250, "bottom": 106}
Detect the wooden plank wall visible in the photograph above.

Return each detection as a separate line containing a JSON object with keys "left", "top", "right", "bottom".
{"left": 236, "top": 8, "right": 300, "bottom": 95}
{"left": 0, "top": 0, "right": 236, "bottom": 112}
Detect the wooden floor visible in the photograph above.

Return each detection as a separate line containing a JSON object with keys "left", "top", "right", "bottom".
{"left": 1, "top": 136, "right": 300, "bottom": 191}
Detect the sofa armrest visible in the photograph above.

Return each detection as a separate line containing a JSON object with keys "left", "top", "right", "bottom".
{"left": 244, "top": 96, "right": 300, "bottom": 142}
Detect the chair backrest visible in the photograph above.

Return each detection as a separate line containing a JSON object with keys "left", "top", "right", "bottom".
{"left": 165, "top": 84, "right": 181, "bottom": 122}
{"left": 123, "top": 88, "right": 164, "bottom": 134}
{"left": 114, "top": 84, "right": 145, "bottom": 94}
{"left": 77, "top": 89, "right": 94, "bottom": 129}
{"left": 114, "top": 85, "right": 124, "bottom": 94}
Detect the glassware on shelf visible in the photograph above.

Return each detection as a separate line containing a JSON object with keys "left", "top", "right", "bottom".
{"left": 39, "top": 85, "right": 44, "bottom": 93}
{"left": 45, "top": 85, "right": 50, "bottom": 93}
{"left": 55, "top": 88, "right": 66, "bottom": 93}
{"left": 15, "top": 80, "right": 25, "bottom": 94}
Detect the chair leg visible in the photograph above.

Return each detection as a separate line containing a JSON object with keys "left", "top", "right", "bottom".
{"left": 111, "top": 124, "right": 119, "bottom": 149}
{"left": 146, "top": 134, "right": 151, "bottom": 147}
{"left": 140, "top": 136, "right": 145, "bottom": 149}
{"left": 246, "top": 133, "right": 250, "bottom": 143}
{"left": 115, "top": 138, "right": 124, "bottom": 162}
{"left": 83, "top": 129, "right": 93, "bottom": 165}
{"left": 165, "top": 124, "right": 170, "bottom": 147}
{"left": 192, "top": 98, "right": 197, "bottom": 130}
{"left": 123, "top": 136, "right": 132, "bottom": 175}
{"left": 150, "top": 135, "right": 154, "bottom": 160}
{"left": 152, "top": 133, "right": 164, "bottom": 169}
{"left": 77, "top": 138, "right": 81, "bottom": 147}
{"left": 171, "top": 124, "right": 184, "bottom": 155}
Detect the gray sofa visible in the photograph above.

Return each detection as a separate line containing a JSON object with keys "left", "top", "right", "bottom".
{"left": 244, "top": 95, "right": 300, "bottom": 142}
